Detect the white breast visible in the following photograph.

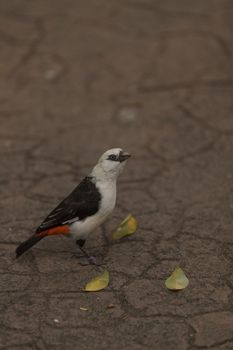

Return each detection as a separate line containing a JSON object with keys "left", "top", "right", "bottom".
{"left": 97, "top": 180, "right": 116, "bottom": 217}
{"left": 70, "top": 180, "right": 116, "bottom": 241}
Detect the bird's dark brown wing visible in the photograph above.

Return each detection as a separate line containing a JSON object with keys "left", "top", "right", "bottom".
{"left": 36, "top": 176, "right": 101, "bottom": 233}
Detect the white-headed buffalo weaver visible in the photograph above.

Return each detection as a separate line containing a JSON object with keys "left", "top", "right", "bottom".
{"left": 16, "top": 148, "right": 131, "bottom": 264}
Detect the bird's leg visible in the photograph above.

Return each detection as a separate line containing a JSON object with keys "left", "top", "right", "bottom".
{"left": 78, "top": 246, "right": 98, "bottom": 265}
{"left": 75, "top": 239, "right": 104, "bottom": 266}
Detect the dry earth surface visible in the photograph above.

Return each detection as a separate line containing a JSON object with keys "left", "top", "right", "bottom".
{"left": 0, "top": 0, "right": 233, "bottom": 349}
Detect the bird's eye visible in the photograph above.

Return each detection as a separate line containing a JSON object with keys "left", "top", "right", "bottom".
{"left": 108, "top": 154, "right": 117, "bottom": 161}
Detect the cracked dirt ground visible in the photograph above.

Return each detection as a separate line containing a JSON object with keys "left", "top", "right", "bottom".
{"left": 0, "top": 1, "right": 233, "bottom": 349}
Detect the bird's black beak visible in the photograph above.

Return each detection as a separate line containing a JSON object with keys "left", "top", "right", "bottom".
{"left": 119, "top": 151, "right": 131, "bottom": 162}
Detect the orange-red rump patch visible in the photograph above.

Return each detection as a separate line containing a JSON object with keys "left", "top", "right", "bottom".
{"left": 46, "top": 225, "right": 70, "bottom": 236}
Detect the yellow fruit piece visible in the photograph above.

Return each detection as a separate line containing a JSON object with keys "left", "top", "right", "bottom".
{"left": 112, "top": 214, "right": 137, "bottom": 240}
{"left": 165, "top": 267, "right": 189, "bottom": 290}
{"left": 85, "top": 270, "right": 109, "bottom": 292}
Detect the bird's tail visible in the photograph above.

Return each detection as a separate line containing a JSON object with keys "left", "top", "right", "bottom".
{"left": 16, "top": 234, "right": 46, "bottom": 257}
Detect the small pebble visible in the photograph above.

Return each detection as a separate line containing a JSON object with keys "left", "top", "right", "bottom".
{"left": 80, "top": 307, "right": 88, "bottom": 311}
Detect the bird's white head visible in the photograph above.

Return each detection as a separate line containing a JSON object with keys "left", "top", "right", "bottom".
{"left": 92, "top": 148, "right": 131, "bottom": 181}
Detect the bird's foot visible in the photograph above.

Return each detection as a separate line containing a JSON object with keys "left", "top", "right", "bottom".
{"left": 76, "top": 245, "right": 105, "bottom": 266}
{"left": 80, "top": 255, "right": 105, "bottom": 266}
{"left": 71, "top": 253, "right": 105, "bottom": 266}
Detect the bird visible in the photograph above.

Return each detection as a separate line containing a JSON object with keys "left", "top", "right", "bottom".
{"left": 15, "top": 148, "right": 131, "bottom": 264}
